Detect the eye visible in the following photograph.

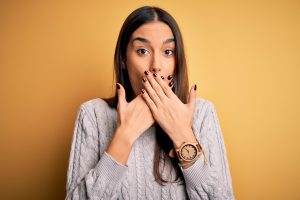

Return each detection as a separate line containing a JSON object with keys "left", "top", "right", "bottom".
{"left": 136, "top": 48, "right": 150, "bottom": 56}
{"left": 164, "top": 49, "right": 175, "bottom": 56}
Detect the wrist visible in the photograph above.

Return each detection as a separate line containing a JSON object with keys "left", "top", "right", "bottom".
{"left": 106, "top": 127, "right": 133, "bottom": 165}
{"left": 170, "top": 139, "right": 203, "bottom": 167}
{"left": 115, "top": 125, "right": 135, "bottom": 146}
{"left": 171, "top": 127, "right": 197, "bottom": 148}
{"left": 179, "top": 156, "right": 200, "bottom": 169}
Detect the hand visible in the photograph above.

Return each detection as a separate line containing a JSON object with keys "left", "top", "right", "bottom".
{"left": 116, "top": 83, "right": 155, "bottom": 144}
{"left": 140, "top": 71, "right": 198, "bottom": 148}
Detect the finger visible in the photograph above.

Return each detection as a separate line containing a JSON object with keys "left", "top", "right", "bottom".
{"left": 160, "top": 74, "right": 175, "bottom": 90}
{"left": 153, "top": 72, "right": 174, "bottom": 98}
{"left": 141, "top": 88, "right": 158, "bottom": 112}
{"left": 144, "top": 71, "right": 166, "bottom": 101}
{"left": 160, "top": 74, "right": 174, "bottom": 85}
{"left": 187, "top": 84, "right": 197, "bottom": 111}
{"left": 142, "top": 72, "right": 162, "bottom": 106}
{"left": 116, "top": 83, "right": 127, "bottom": 110}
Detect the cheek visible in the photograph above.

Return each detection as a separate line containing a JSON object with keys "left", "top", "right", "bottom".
{"left": 125, "top": 59, "right": 147, "bottom": 93}
{"left": 126, "top": 62, "right": 146, "bottom": 79}
{"left": 126, "top": 55, "right": 148, "bottom": 77}
{"left": 162, "top": 60, "right": 176, "bottom": 76}
{"left": 126, "top": 51, "right": 143, "bottom": 69}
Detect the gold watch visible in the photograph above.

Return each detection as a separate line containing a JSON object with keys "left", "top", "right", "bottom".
{"left": 175, "top": 142, "right": 202, "bottom": 162}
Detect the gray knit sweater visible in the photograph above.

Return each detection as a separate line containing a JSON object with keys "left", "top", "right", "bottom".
{"left": 65, "top": 97, "right": 235, "bottom": 200}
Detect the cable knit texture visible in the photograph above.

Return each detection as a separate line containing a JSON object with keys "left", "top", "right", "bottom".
{"left": 65, "top": 97, "right": 235, "bottom": 200}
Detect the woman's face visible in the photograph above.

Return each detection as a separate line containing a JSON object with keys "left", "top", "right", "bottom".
{"left": 125, "top": 21, "right": 176, "bottom": 97}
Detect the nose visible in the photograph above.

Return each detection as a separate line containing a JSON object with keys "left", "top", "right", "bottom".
{"left": 150, "top": 66, "right": 161, "bottom": 73}
{"left": 149, "top": 52, "right": 162, "bottom": 73}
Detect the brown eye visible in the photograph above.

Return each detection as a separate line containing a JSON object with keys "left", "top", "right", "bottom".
{"left": 165, "top": 49, "right": 174, "bottom": 56}
{"left": 137, "top": 48, "right": 149, "bottom": 56}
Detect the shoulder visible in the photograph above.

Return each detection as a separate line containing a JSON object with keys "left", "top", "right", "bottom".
{"left": 193, "top": 97, "right": 219, "bottom": 130}
{"left": 192, "top": 97, "right": 221, "bottom": 142}
{"left": 195, "top": 96, "right": 216, "bottom": 117}
{"left": 76, "top": 98, "right": 116, "bottom": 127}
{"left": 80, "top": 98, "right": 112, "bottom": 112}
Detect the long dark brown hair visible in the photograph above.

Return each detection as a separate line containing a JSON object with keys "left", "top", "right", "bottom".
{"left": 104, "top": 6, "right": 189, "bottom": 185}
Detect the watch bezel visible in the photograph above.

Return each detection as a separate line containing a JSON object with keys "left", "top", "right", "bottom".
{"left": 176, "top": 142, "right": 202, "bottom": 162}
{"left": 180, "top": 143, "right": 198, "bottom": 161}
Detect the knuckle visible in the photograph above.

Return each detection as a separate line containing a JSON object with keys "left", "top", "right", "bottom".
{"left": 164, "top": 86, "right": 171, "bottom": 94}
{"left": 149, "top": 101, "right": 155, "bottom": 107}
{"left": 150, "top": 91, "right": 156, "bottom": 98}
{"left": 154, "top": 85, "right": 161, "bottom": 92}
{"left": 154, "top": 95, "right": 160, "bottom": 101}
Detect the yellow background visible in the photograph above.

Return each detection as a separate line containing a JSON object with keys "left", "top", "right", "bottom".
{"left": 1, "top": 1, "right": 299, "bottom": 199}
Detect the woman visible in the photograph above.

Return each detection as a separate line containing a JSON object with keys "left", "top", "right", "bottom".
{"left": 65, "top": 6, "right": 235, "bottom": 200}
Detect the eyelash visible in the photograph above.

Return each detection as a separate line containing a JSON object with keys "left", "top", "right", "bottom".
{"left": 136, "top": 48, "right": 175, "bottom": 56}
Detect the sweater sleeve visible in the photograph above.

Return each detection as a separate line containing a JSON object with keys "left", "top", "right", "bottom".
{"left": 65, "top": 104, "right": 128, "bottom": 200}
{"left": 181, "top": 100, "right": 235, "bottom": 200}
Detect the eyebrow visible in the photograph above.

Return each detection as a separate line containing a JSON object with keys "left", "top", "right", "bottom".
{"left": 130, "top": 37, "right": 175, "bottom": 45}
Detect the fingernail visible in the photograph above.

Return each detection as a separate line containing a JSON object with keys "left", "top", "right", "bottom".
{"left": 167, "top": 75, "right": 173, "bottom": 80}
{"left": 194, "top": 84, "right": 197, "bottom": 91}
{"left": 141, "top": 89, "right": 145, "bottom": 94}
{"left": 116, "top": 83, "right": 120, "bottom": 90}
{"left": 144, "top": 71, "right": 149, "bottom": 75}
{"left": 153, "top": 73, "right": 157, "bottom": 77}
{"left": 161, "top": 76, "right": 164, "bottom": 79}
{"left": 142, "top": 77, "right": 147, "bottom": 82}
{"left": 169, "top": 81, "right": 174, "bottom": 87}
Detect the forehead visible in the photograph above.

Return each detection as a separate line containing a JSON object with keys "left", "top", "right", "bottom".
{"left": 130, "top": 21, "right": 174, "bottom": 43}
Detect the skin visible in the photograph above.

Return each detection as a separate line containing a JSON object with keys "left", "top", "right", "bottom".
{"left": 125, "top": 21, "right": 176, "bottom": 97}
{"left": 107, "top": 21, "right": 199, "bottom": 168}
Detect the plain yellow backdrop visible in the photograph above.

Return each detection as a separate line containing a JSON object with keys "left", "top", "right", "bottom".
{"left": 0, "top": 1, "right": 299, "bottom": 199}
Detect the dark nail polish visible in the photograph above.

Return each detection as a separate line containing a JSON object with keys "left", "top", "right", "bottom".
{"left": 116, "top": 83, "right": 120, "bottom": 90}
{"left": 167, "top": 75, "right": 173, "bottom": 80}
{"left": 144, "top": 71, "right": 149, "bottom": 75}
{"left": 153, "top": 73, "right": 157, "bottom": 77}
{"left": 141, "top": 89, "right": 145, "bottom": 94}
{"left": 161, "top": 76, "right": 164, "bottom": 79}
{"left": 194, "top": 84, "right": 197, "bottom": 91}
{"left": 169, "top": 81, "right": 174, "bottom": 87}
{"left": 142, "top": 77, "right": 147, "bottom": 82}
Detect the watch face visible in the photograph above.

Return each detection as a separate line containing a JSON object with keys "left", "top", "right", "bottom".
{"left": 180, "top": 144, "right": 197, "bottom": 161}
